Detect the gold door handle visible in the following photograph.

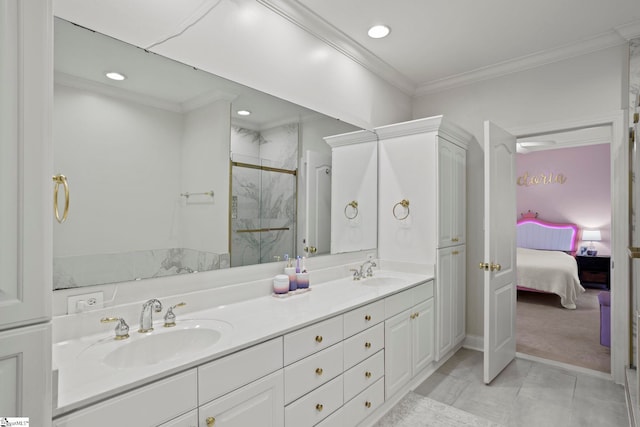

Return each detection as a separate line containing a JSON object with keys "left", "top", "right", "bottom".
{"left": 315, "top": 368, "right": 323, "bottom": 375}
{"left": 304, "top": 246, "right": 318, "bottom": 254}
{"left": 315, "top": 335, "right": 323, "bottom": 343}
{"left": 52, "top": 174, "right": 70, "bottom": 223}
{"left": 490, "top": 263, "right": 502, "bottom": 271}
{"left": 206, "top": 416, "right": 215, "bottom": 426}
{"left": 479, "top": 262, "right": 489, "bottom": 271}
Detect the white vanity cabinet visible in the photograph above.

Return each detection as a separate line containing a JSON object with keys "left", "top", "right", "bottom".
{"left": 1, "top": 0, "right": 52, "bottom": 424}
{"left": 325, "top": 130, "right": 378, "bottom": 254}
{"left": 384, "top": 282, "right": 435, "bottom": 399}
{"left": 437, "top": 138, "right": 466, "bottom": 248}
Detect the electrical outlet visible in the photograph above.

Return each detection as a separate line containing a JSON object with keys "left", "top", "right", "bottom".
{"left": 67, "top": 291, "right": 104, "bottom": 314}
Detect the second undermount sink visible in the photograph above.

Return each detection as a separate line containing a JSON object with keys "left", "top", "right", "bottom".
{"left": 81, "top": 319, "right": 232, "bottom": 369}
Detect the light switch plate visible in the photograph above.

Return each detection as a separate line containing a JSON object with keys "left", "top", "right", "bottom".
{"left": 67, "top": 291, "right": 104, "bottom": 314}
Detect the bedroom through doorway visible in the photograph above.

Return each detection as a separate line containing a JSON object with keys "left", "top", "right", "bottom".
{"left": 514, "top": 125, "right": 612, "bottom": 374}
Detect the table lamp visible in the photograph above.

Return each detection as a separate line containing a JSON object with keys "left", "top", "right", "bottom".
{"left": 582, "top": 229, "right": 601, "bottom": 256}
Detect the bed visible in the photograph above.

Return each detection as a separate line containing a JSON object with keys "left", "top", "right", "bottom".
{"left": 517, "top": 213, "right": 585, "bottom": 309}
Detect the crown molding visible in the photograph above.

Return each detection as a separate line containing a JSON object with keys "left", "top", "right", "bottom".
{"left": 615, "top": 20, "right": 640, "bottom": 41}
{"left": 415, "top": 30, "right": 628, "bottom": 96}
{"left": 256, "top": 0, "right": 416, "bottom": 95}
{"left": 324, "top": 129, "right": 377, "bottom": 148}
{"left": 374, "top": 115, "right": 473, "bottom": 147}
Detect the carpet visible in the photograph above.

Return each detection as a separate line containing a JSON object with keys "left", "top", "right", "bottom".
{"left": 516, "top": 288, "right": 610, "bottom": 372}
{"left": 373, "top": 392, "right": 503, "bottom": 427}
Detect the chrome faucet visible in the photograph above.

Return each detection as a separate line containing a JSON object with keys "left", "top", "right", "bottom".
{"left": 139, "top": 299, "right": 162, "bottom": 333}
{"left": 359, "top": 260, "right": 377, "bottom": 278}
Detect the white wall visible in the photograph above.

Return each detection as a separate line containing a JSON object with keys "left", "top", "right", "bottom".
{"left": 180, "top": 100, "right": 231, "bottom": 253}
{"left": 53, "top": 84, "right": 183, "bottom": 255}
{"left": 412, "top": 44, "right": 628, "bottom": 338}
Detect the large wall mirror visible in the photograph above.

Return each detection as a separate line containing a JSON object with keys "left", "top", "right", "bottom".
{"left": 53, "top": 17, "right": 360, "bottom": 290}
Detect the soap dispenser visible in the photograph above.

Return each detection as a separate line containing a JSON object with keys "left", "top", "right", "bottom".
{"left": 284, "top": 254, "right": 297, "bottom": 291}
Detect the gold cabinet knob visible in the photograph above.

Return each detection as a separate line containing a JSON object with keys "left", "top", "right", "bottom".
{"left": 490, "top": 263, "right": 502, "bottom": 271}
{"left": 315, "top": 335, "right": 323, "bottom": 343}
{"left": 206, "top": 417, "right": 215, "bottom": 426}
{"left": 316, "top": 404, "right": 324, "bottom": 412}
{"left": 315, "top": 368, "right": 323, "bottom": 376}
{"left": 365, "top": 401, "right": 372, "bottom": 408}
{"left": 365, "top": 371, "right": 372, "bottom": 378}
{"left": 364, "top": 342, "right": 372, "bottom": 349}
{"left": 364, "top": 314, "right": 371, "bottom": 321}
{"left": 452, "top": 237, "right": 459, "bottom": 242}
{"left": 410, "top": 313, "right": 415, "bottom": 319}
{"left": 415, "top": 312, "right": 420, "bottom": 318}
{"left": 452, "top": 250, "right": 459, "bottom": 255}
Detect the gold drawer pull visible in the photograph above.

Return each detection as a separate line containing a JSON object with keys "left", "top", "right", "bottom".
{"left": 364, "top": 342, "right": 372, "bottom": 349}
{"left": 206, "top": 417, "right": 215, "bottom": 426}
{"left": 316, "top": 404, "right": 323, "bottom": 412}
{"left": 364, "top": 315, "right": 371, "bottom": 321}
{"left": 315, "top": 368, "right": 323, "bottom": 376}
{"left": 452, "top": 237, "right": 459, "bottom": 242}
{"left": 365, "top": 401, "right": 372, "bottom": 408}
{"left": 315, "top": 335, "right": 323, "bottom": 343}
{"left": 52, "top": 174, "right": 70, "bottom": 223}
{"left": 365, "top": 371, "right": 372, "bottom": 378}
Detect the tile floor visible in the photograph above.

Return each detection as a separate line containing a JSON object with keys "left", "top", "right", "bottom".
{"left": 413, "top": 348, "right": 628, "bottom": 427}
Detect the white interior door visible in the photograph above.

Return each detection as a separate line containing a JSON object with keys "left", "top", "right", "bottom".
{"left": 483, "top": 121, "right": 517, "bottom": 384}
{"left": 304, "top": 150, "right": 331, "bottom": 256}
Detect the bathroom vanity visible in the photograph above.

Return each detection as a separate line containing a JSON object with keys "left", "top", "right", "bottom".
{"left": 51, "top": 270, "right": 451, "bottom": 427}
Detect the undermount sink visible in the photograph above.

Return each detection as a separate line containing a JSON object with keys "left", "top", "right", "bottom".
{"left": 359, "top": 276, "right": 407, "bottom": 287}
{"left": 80, "top": 319, "right": 232, "bottom": 369}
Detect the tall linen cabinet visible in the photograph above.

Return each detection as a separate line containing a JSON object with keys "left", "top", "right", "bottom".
{"left": 0, "top": 0, "right": 53, "bottom": 425}
{"left": 376, "top": 116, "right": 470, "bottom": 362}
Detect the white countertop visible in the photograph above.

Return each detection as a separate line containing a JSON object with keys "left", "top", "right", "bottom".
{"left": 53, "top": 269, "right": 433, "bottom": 417}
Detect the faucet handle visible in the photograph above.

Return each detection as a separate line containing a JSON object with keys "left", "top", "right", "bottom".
{"left": 101, "top": 317, "right": 130, "bottom": 340}
{"left": 164, "top": 302, "right": 186, "bottom": 327}
{"left": 366, "top": 261, "right": 377, "bottom": 277}
{"left": 350, "top": 268, "right": 361, "bottom": 280}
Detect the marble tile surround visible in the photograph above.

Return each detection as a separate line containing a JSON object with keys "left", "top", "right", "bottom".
{"left": 53, "top": 248, "right": 230, "bottom": 289}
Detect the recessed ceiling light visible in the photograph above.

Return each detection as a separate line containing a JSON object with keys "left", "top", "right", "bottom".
{"left": 368, "top": 25, "right": 390, "bottom": 39}
{"left": 105, "top": 71, "right": 126, "bottom": 81}
{"left": 237, "top": 110, "right": 251, "bottom": 116}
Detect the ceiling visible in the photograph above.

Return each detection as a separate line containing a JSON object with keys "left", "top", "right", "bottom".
{"left": 276, "top": 0, "right": 640, "bottom": 95}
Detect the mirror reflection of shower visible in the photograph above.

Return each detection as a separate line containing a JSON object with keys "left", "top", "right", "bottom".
{"left": 230, "top": 124, "right": 298, "bottom": 267}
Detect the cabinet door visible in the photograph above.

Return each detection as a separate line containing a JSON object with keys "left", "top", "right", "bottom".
{"left": 199, "top": 370, "right": 284, "bottom": 427}
{"left": 437, "top": 139, "right": 466, "bottom": 248}
{"left": 384, "top": 308, "right": 412, "bottom": 399}
{"left": 436, "top": 248, "right": 454, "bottom": 360}
{"left": 412, "top": 298, "right": 435, "bottom": 375}
{"left": 0, "top": 323, "right": 51, "bottom": 426}
{"left": 452, "top": 245, "right": 466, "bottom": 346}
{"left": 0, "top": 0, "right": 52, "bottom": 329}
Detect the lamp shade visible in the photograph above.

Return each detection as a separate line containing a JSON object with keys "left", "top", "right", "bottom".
{"left": 582, "top": 230, "right": 601, "bottom": 241}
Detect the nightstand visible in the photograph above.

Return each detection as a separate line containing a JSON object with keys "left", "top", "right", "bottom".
{"left": 576, "top": 255, "right": 610, "bottom": 290}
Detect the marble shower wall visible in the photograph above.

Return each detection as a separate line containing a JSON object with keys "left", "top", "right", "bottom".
{"left": 53, "top": 248, "right": 230, "bottom": 289}
{"left": 230, "top": 124, "right": 298, "bottom": 267}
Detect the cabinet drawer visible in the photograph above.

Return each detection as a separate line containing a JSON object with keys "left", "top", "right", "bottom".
{"left": 284, "top": 315, "right": 343, "bottom": 365}
{"left": 285, "top": 375, "right": 343, "bottom": 427}
{"left": 343, "top": 350, "right": 384, "bottom": 402}
{"left": 385, "top": 281, "right": 433, "bottom": 318}
{"left": 341, "top": 377, "right": 384, "bottom": 426}
{"left": 199, "top": 337, "right": 283, "bottom": 405}
{"left": 53, "top": 370, "right": 197, "bottom": 427}
{"left": 158, "top": 410, "right": 197, "bottom": 427}
{"left": 199, "top": 370, "right": 284, "bottom": 427}
{"left": 343, "top": 300, "right": 385, "bottom": 338}
{"left": 284, "top": 342, "right": 343, "bottom": 404}
{"left": 343, "top": 322, "right": 384, "bottom": 370}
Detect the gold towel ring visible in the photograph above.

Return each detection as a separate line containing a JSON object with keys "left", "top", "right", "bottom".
{"left": 53, "top": 174, "right": 70, "bottom": 223}
{"left": 393, "top": 199, "right": 410, "bottom": 220}
{"left": 344, "top": 200, "right": 358, "bottom": 219}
